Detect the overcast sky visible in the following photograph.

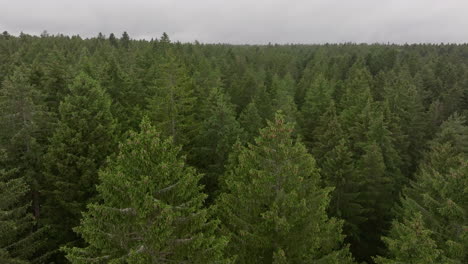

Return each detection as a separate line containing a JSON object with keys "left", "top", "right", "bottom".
{"left": 1, "top": 0, "right": 468, "bottom": 44}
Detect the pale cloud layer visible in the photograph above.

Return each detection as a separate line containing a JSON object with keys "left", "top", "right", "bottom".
{"left": 1, "top": 0, "right": 467, "bottom": 44}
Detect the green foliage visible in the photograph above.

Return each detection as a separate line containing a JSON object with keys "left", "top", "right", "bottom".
{"left": 42, "top": 72, "right": 116, "bottom": 261}
{"left": 269, "top": 74, "right": 298, "bottom": 124}
{"left": 64, "top": 118, "right": 229, "bottom": 264}
{"left": 321, "top": 138, "right": 366, "bottom": 243}
{"left": 0, "top": 66, "right": 52, "bottom": 227}
{"left": 98, "top": 53, "right": 141, "bottom": 134}
{"left": 0, "top": 152, "right": 47, "bottom": 264}
{"left": 334, "top": 64, "right": 403, "bottom": 262}
{"left": 374, "top": 213, "right": 449, "bottom": 264}
{"left": 146, "top": 52, "right": 197, "bottom": 147}
{"left": 381, "top": 69, "right": 427, "bottom": 175}
{"left": 217, "top": 113, "right": 354, "bottom": 264}
{"left": 193, "top": 87, "right": 245, "bottom": 197}
{"left": 377, "top": 115, "right": 468, "bottom": 263}
{"left": 311, "top": 101, "right": 367, "bottom": 246}
{"left": 0, "top": 66, "right": 51, "bottom": 173}
{"left": 38, "top": 49, "right": 71, "bottom": 112}
{"left": 300, "top": 74, "right": 334, "bottom": 147}
{"left": 1, "top": 33, "right": 468, "bottom": 264}
{"left": 238, "top": 100, "right": 264, "bottom": 143}
{"left": 120, "top": 31, "right": 130, "bottom": 50}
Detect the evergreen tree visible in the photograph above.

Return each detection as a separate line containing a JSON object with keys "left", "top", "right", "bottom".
{"left": 98, "top": 54, "right": 139, "bottom": 133}
{"left": 382, "top": 69, "right": 426, "bottom": 175}
{"left": 217, "top": 113, "right": 354, "bottom": 264}
{"left": 64, "top": 119, "right": 229, "bottom": 264}
{"left": 376, "top": 115, "right": 468, "bottom": 264}
{"left": 120, "top": 31, "right": 130, "bottom": 50}
{"left": 269, "top": 74, "right": 298, "bottom": 125}
{"left": 374, "top": 213, "right": 449, "bottom": 264}
{"left": 354, "top": 141, "right": 391, "bottom": 259}
{"left": 0, "top": 152, "right": 47, "bottom": 264}
{"left": 238, "top": 100, "right": 264, "bottom": 143}
{"left": 311, "top": 101, "right": 343, "bottom": 163}
{"left": 300, "top": 74, "right": 334, "bottom": 147}
{"left": 313, "top": 103, "right": 366, "bottom": 236}
{"left": 108, "top": 33, "right": 118, "bottom": 47}
{"left": 227, "top": 68, "right": 263, "bottom": 113}
{"left": 146, "top": 52, "right": 197, "bottom": 147}
{"left": 42, "top": 72, "right": 116, "bottom": 261}
{"left": 319, "top": 138, "right": 366, "bottom": 249}
{"left": 338, "top": 65, "right": 373, "bottom": 136}
{"left": 0, "top": 67, "right": 51, "bottom": 220}
{"left": 193, "top": 87, "right": 245, "bottom": 197}
{"left": 39, "top": 49, "right": 70, "bottom": 112}
{"left": 338, "top": 68, "right": 402, "bottom": 261}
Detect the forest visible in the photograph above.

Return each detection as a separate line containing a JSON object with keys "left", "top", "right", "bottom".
{"left": 0, "top": 31, "right": 467, "bottom": 264}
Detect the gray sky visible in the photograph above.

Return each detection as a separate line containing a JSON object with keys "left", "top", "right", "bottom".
{"left": 1, "top": 0, "right": 468, "bottom": 44}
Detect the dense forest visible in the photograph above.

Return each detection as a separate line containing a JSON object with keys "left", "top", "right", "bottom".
{"left": 0, "top": 31, "right": 467, "bottom": 264}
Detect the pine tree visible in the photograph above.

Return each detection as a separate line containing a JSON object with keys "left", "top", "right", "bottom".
{"left": 238, "top": 100, "right": 264, "bottom": 143}
{"left": 312, "top": 101, "right": 367, "bottom": 257}
{"left": 311, "top": 101, "right": 343, "bottom": 163}
{"left": 0, "top": 151, "right": 47, "bottom": 264}
{"left": 225, "top": 67, "right": 259, "bottom": 113}
{"left": 338, "top": 65, "right": 373, "bottom": 138}
{"left": 376, "top": 115, "right": 468, "bottom": 264}
{"left": 108, "top": 33, "right": 118, "bottom": 47}
{"left": 269, "top": 74, "right": 298, "bottom": 125}
{"left": 338, "top": 70, "right": 402, "bottom": 261}
{"left": 321, "top": 138, "right": 366, "bottom": 244}
{"left": 192, "top": 87, "right": 245, "bottom": 197}
{"left": 42, "top": 72, "right": 116, "bottom": 261}
{"left": 64, "top": 118, "right": 229, "bottom": 264}
{"left": 382, "top": 69, "right": 426, "bottom": 175}
{"left": 374, "top": 213, "right": 449, "bottom": 264}
{"left": 146, "top": 52, "right": 197, "bottom": 147}
{"left": 39, "top": 48, "right": 71, "bottom": 112}
{"left": 300, "top": 73, "right": 334, "bottom": 147}
{"left": 98, "top": 54, "right": 139, "bottom": 133}
{"left": 354, "top": 141, "right": 391, "bottom": 259}
{"left": 216, "top": 113, "right": 354, "bottom": 263}
{"left": 120, "top": 31, "right": 130, "bottom": 50}
{"left": 0, "top": 66, "right": 52, "bottom": 224}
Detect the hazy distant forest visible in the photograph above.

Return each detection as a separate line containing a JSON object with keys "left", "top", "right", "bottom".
{"left": 0, "top": 31, "right": 467, "bottom": 264}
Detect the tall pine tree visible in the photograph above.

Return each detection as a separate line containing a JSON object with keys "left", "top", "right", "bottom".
{"left": 376, "top": 114, "right": 468, "bottom": 264}
{"left": 300, "top": 73, "right": 334, "bottom": 148}
{"left": 42, "top": 72, "right": 116, "bottom": 262}
{"left": 216, "top": 113, "right": 354, "bottom": 263}
{"left": 64, "top": 118, "right": 229, "bottom": 264}
{"left": 0, "top": 66, "right": 52, "bottom": 221}
{"left": 0, "top": 151, "right": 47, "bottom": 264}
{"left": 238, "top": 100, "right": 264, "bottom": 143}
{"left": 192, "top": 87, "right": 245, "bottom": 197}
{"left": 146, "top": 51, "right": 197, "bottom": 148}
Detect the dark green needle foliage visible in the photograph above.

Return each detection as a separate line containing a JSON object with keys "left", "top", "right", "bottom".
{"left": 0, "top": 66, "right": 52, "bottom": 221}
{"left": 300, "top": 73, "right": 335, "bottom": 147}
{"left": 193, "top": 87, "right": 245, "bottom": 197}
{"left": 311, "top": 101, "right": 366, "bottom": 246}
{"left": 376, "top": 115, "right": 468, "bottom": 264}
{"left": 1, "top": 32, "right": 468, "bottom": 264}
{"left": 146, "top": 50, "right": 197, "bottom": 148}
{"left": 217, "top": 112, "right": 354, "bottom": 264}
{"left": 238, "top": 100, "right": 264, "bottom": 143}
{"left": 42, "top": 72, "right": 116, "bottom": 261}
{"left": 64, "top": 118, "right": 229, "bottom": 264}
{"left": 0, "top": 152, "right": 47, "bottom": 264}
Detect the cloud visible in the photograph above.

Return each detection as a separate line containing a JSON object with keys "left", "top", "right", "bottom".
{"left": 1, "top": 0, "right": 467, "bottom": 44}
